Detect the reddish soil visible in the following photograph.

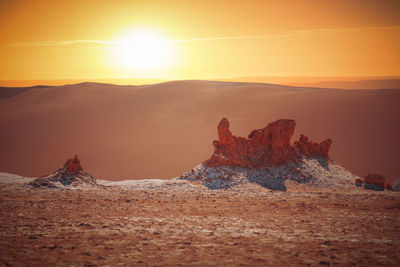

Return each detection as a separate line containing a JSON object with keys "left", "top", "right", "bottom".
{"left": 1, "top": 183, "right": 399, "bottom": 266}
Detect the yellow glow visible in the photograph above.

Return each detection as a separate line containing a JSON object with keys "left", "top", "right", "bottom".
{"left": 110, "top": 28, "right": 173, "bottom": 71}
{"left": 1, "top": 1, "right": 400, "bottom": 81}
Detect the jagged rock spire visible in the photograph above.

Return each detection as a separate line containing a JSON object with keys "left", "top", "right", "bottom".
{"left": 208, "top": 118, "right": 332, "bottom": 168}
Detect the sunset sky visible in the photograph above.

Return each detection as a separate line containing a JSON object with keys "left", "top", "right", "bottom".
{"left": 1, "top": 0, "right": 399, "bottom": 83}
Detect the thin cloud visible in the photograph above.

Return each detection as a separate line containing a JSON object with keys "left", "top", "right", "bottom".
{"left": 171, "top": 25, "right": 400, "bottom": 44}
{"left": 2, "top": 39, "right": 117, "bottom": 47}
{"left": 3, "top": 25, "right": 400, "bottom": 47}
{"left": 288, "top": 25, "right": 400, "bottom": 35}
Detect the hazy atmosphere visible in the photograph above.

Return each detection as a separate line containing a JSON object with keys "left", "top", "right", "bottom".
{"left": 1, "top": 1, "right": 399, "bottom": 266}
{"left": 1, "top": 0, "right": 400, "bottom": 82}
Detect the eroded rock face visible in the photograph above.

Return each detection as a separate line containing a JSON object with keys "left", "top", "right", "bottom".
{"left": 29, "top": 155, "right": 98, "bottom": 188}
{"left": 294, "top": 135, "right": 331, "bottom": 159}
{"left": 64, "top": 155, "right": 83, "bottom": 174}
{"left": 385, "top": 184, "right": 394, "bottom": 191}
{"left": 208, "top": 118, "right": 332, "bottom": 169}
{"left": 364, "top": 174, "right": 385, "bottom": 191}
{"left": 393, "top": 178, "right": 400, "bottom": 191}
{"left": 355, "top": 178, "right": 364, "bottom": 187}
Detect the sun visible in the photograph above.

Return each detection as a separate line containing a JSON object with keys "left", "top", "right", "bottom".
{"left": 110, "top": 28, "right": 173, "bottom": 71}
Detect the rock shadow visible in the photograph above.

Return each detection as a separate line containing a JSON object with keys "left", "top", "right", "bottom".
{"left": 247, "top": 174, "right": 287, "bottom": 191}
{"left": 316, "top": 157, "right": 330, "bottom": 170}
{"left": 364, "top": 183, "right": 385, "bottom": 191}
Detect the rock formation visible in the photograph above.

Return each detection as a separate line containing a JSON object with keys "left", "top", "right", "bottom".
{"left": 29, "top": 155, "right": 98, "bottom": 188}
{"left": 363, "top": 174, "right": 385, "bottom": 191}
{"left": 208, "top": 118, "right": 332, "bottom": 168}
{"left": 355, "top": 178, "right": 364, "bottom": 187}
{"left": 64, "top": 155, "right": 83, "bottom": 173}
{"left": 179, "top": 118, "right": 359, "bottom": 190}
{"left": 385, "top": 183, "right": 394, "bottom": 191}
{"left": 393, "top": 178, "right": 400, "bottom": 191}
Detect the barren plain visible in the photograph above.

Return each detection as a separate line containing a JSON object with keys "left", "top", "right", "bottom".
{"left": 1, "top": 175, "right": 399, "bottom": 266}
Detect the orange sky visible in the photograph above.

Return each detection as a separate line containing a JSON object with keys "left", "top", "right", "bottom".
{"left": 0, "top": 0, "right": 400, "bottom": 82}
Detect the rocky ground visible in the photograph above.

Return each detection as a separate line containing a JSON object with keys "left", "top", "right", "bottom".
{"left": 0, "top": 174, "right": 399, "bottom": 266}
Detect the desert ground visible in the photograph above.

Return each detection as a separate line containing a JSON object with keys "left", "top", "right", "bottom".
{"left": 0, "top": 173, "right": 399, "bottom": 266}
{"left": 0, "top": 80, "right": 399, "bottom": 183}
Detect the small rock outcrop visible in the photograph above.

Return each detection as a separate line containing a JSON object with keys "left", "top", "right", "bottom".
{"left": 29, "top": 155, "right": 98, "bottom": 188}
{"left": 363, "top": 174, "right": 385, "bottom": 191}
{"left": 64, "top": 155, "right": 83, "bottom": 173}
{"left": 385, "top": 183, "right": 393, "bottom": 191}
{"left": 208, "top": 118, "right": 331, "bottom": 168}
{"left": 355, "top": 178, "right": 364, "bottom": 187}
{"left": 392, "top": 178, "right": 400, "bottom": 191}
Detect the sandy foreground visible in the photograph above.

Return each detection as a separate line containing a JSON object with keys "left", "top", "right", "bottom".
{"left": 0, "top": 174, "right": 399, "bottom": 266}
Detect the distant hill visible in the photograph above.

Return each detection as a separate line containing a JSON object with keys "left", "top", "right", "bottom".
{"left": 0, "top": 85, "right": 51, "bottom": 98}
{"left": 221, "top": 76, "right": 400, "bottom": 89}
{"left": 0, "top": 80, "right": 399, "bottom": 182}
{"left": 288, "top": 79, "right": 400, "bottom": 89}
{"left": 0, "top": 78, "right": 165, "bottom": 87}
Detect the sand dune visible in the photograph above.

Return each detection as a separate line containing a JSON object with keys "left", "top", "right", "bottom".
{"left": 288, "top": 79, "right": 400, "bottom": 90}
{"left": 0, "top": 85, "right": 51, "bottom": 98}
{"left": 0, "top": 80, "right": 399, "bottom": 182}
{"left": 222, "top": 77, "right": 400, "bottom": 89}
